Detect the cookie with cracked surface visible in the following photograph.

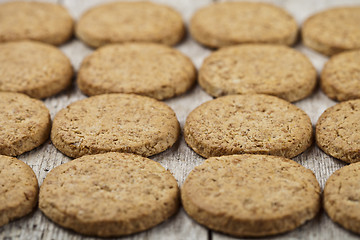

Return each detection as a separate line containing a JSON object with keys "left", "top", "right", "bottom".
{"left": 0, "top": 1, "right": 73, "bottom": 45}
{"left": 0, "top": 41, "right": 73, "bottom": 99}
{"left": 321, "top": 50, "right": 360, "bottom": 101}
{"left": 324, "top": 163, "right": 360, "bottom": 234}
{"left": 0, "top": 92, "right": 51, "bottom": 156}
{"left": 199, "top": 44, "right": 316, "bottom": 102}
{"left": 51, "top": 94, "right": 180, "bottom": 158}
{"left": 76, "top": 2, "right": 185, "bottom": 48}
{"left": 78, "top": 43, "right": 196, "bottom": 100}
{"left": 184, "top": 94, "right": 313, "bottom": 158}
{"left": 39, "top": 152, "right": 179, "bottom": 237}
{"left": 182, "top": 154, "right": 320, "bottom": 237}
{"left": 0, "top": 155, "right": 39, "bottom": 227}
{"left": 316, "top": 100, "right": 360, "bottom": 163}
{"left": 190, "top": 2, "right": 298, "bottom": 48}
{"left": 302, "top": 7, "right": 360, "bottom": 56}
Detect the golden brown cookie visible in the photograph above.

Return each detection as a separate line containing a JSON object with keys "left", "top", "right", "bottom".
{"left": 302, "top": 7, "right": 360, "bottom": 56}
{"left": 324, "top": 163, "right": 360, "bottom": 234}
{"left": 0, "top": 92, "right": 51, "bottom": 156}
{"left": 51, "top": 94, "right": 180, "bottom": 158}
{"left": 77, "top": 43, "right": 196, "bottom": 100}
{"left": 184, "top": 94, "right": 313, "bottom": 158}
{"left": 76, "top": 2, "right": 185, "bottom": 48}
{"left": 199, "top": 44, "right": 316, "bottom": 102}
{"left": 0, "top": 41, "right": 73, "bottom": 99}
{"left": 321, "top": 50, "right": 360, "bottom": 101}
{"left": 0, "top": 155, "right": 39, "bottom": 227}
{"left": 39, "top": 152, "right": 179, "bottom": 237}
{"left": 0, "top": 1, "right": 73, "bottom": 45}
{"left": 182, "top": 154, "right": 321, "bottom": 237}
{"left": 190, "top": 2, "right": 298, "bottom": 48}
{"left": 316, "top": 100, "right": 360, "bottom": 163}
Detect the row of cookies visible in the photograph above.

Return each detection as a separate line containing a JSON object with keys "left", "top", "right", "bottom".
{"left": 2, "top": 1, "right": 359, "bottom": 56}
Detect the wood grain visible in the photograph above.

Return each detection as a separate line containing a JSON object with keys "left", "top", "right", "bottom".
{"left": 1, "top": 0, "right": 360, "bottom": 239}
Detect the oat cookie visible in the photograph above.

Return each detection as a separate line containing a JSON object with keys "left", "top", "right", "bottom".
{"left": 0, "top": 92, "right": 51, "bottom": 156}
{"left": 316, "top": 100, "right": 360, "bottom": 163}
{"left": 190, "top": 2, "right": 298, "bottom": 48}
{"left": 51, "top": 94, "right": 180, "bottom": 158}
{"left": 0, "top": 1, "right": 73, "bottom": 45}
{"left": 302, "top": 7, "right": 360, "bottom": 56}
{"left": 39, "top": 152, "right": 179, "bottom": 237}
{"left": 324, "top": 163, "right": 360, "bottom": 234}
{"left": 0, "top": 155, "right": 39, "bottom": 227}
{"left": 182, "top": 154, "right": 320, "bottom": 237}
{"left": 0, "top": 41, "right": 73, "bottom": 99}
{"left": 184, "top": 94, "right": 313, "bottom": 158}
{"left": 321, "top": 50, "right": 360, "bottom": 101}
{"left": 199, "top": 44, "right": 316, "bottom": 102}
{"left": 78, "top": 43, "right": 196, "bottom": 100}
{"left": 76, "top": 2, "right": 185, "bottom": 48}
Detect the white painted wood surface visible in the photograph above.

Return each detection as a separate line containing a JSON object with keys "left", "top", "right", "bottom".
{"left": 1, "top": 0, "right": 360, "bottom": 239}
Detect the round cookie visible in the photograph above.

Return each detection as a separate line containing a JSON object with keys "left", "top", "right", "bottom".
{"left": 316, "top": 100, "right": 360, "bottom": 163}
{"left": 51, "top": 94, "right": 180, "bottom": 158}
{"left": 0, "top": 1, "right": 73, "bottom": 45}
{"left": 190, "top": 2, "right": 298, "bottom": 48}
{"left": 0, "top": 155, "right": 39, "bottom": 227}
{"left": 302, "top": 7, "right": 360, "bottom": 56}
{"left": 78, "top": 43, "right": 196, "bottom": 100}
{"left": 199, "top": 44, "right": 316, "bottom": 102}
{"left": 324, "top": 163, "right": 360, "bottom": 234}
{"left": 39, "top": 152, "right": 179, "bottom": 237}
{"left": 0, "top": 92, "right": 51, "bottom": 156}
{"left": 184, "top": 94, "right": 313, "bottom": 158}
{"left": 0, "top": 41, "right": 73, "bottom": 99}
{"left": 321, "top": 50, "right": 360, "bottom": 101}
{"left": 182, "top": 154, "right": 321, "bottom": 237}
{"left": 76, "top": 2, "right": 185, "bottom": 48}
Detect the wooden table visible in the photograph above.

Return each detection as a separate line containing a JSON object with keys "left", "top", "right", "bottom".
{"left": 1, "top": 0, "right": 360, "bottom": 239}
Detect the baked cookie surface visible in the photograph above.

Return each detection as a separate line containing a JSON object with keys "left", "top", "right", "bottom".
{"left": 190, "top": 2, "right": 298, "bottom": 48}
{"left": 51, "top": 94, "right": 180, "bottom": 158}
{"left": 184, "top": 94, "right": 313, "bottom": 158}
{"left": 0, "top": 92, "right": 51, "bottom": 156}
{"left": 324, "top": 163, "right": 360, "bottom": 234}
{"left": 0, "top": 1, "right": 73, "bottom": 45}
{"left": 199, "top": 44, "right": 316, "bottom": 102}
{"left": 182, "top": 154, "right": 320, "bottom": 237}
{"left": 78, "top": 43, "right": 196, "bottom": 100}
{"left": 0, "top": 155, "right": 39, "bottom": 227}
{"left": 302, "top": 7, "right": 360, "bottom": 56}
{"left": 0, "top": 41, "right": 73, "bottom": 99}
{"left": 316, "top": 100, "right": 360, "bottom": 163}
{"left": 39, "top": 152, "right": 179, "bottom": 237}
{"left": 76, "top": 2, "right": 184, "bottom": 48}
{"left": 321, "top": 50, "right": 360, "bottom": 101}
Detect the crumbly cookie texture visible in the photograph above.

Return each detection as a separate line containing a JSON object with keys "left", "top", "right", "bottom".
{"left": 316, "top": 100, "right": 360, "bottom": 163}
{"left": 182, "top": 154, "right": 321, "bottom": 237}
{"left": 76, "top": 1, "right": 185, "bottom": 48}
{"left": 321, "top": 50, "right": 360, "bottom": 101}
{"left": 190, "top": 2, "right": 298, "bottom": 48}
{"left": 51, "top": 94, "right": 180, "bottom": 158}
{"left": 324, "top": 163, "right": 360, "bottom": 234}
{"left": 0, "top": 92, "right": 51, "bottom": 156}
{"left": 199, "top": 44, "right": 316, "bottom": 102}
{"left": 78, "top": 43, "right": 196, "bottom": 100}
{"left": 0, "top": 155, "right": 39, "bottom": 227}
{"left": 0, "top": 41, "right": 73, "bottom": 99}
{"left": 302, "top": 7, "right": 360, "bottom": 56}
{"left": 39, "top": 152, "right": 179, "bottom": 237}
{"left": 0, "top": 1, "right": 73, "bottom": 45}
{"left": 184, "top": 94, "right": 313, "bottom": 158}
